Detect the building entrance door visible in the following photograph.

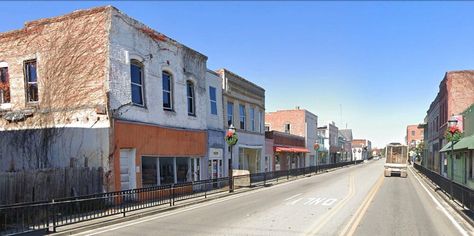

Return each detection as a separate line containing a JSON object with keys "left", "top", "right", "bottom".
{"left": 120, "top": 149, "right": 136, "bottom": 191}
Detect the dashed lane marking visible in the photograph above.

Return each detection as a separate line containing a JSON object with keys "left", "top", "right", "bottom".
{"left": 285, "top": 193, "right": 303, "bottom": 201}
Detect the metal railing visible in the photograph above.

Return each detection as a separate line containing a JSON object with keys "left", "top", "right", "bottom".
{"left": 0, "top": 160, "right": 362, "bottom": 235}
{"left": 414, "top": 163, "right": 474, "bottom": 210}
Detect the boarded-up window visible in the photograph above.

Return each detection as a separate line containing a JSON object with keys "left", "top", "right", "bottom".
{"left": 0, "top": 67, "right": 10, "bottom": 104}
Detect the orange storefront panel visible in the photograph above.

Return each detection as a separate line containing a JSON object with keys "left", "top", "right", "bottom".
{"left": 113, "top": 120, "right": 207, "bottom": 190}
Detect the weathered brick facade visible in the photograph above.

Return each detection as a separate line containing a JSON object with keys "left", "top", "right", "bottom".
{"left": 406, "top": 124, "right": 424, "bottom": 148}
{"left": 426, "top": 70, "right": 474, "bottom": 173}
{"left": 265, "top": 108, "right": 318, "bottom": 166}
{"left": 0, "top": 7, "right": 110, "bottom": 126}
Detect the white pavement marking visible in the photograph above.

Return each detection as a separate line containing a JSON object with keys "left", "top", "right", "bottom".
{"left": 322, "top": 198, "right": 337, "bottom": 206}
{"left": 75, "top": 165, "right": 361, "bottom": 236}
{"left": 285, "top": 193, "right": 303, "bottom": 201}
{"left": 409, "top": 167, "right": 469, "bottom": 236}
{"left": 287, "top": 198, "right": 304, "bottom": 205}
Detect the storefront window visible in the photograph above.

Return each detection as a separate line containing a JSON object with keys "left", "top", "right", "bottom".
{"left": 160, "top": 157, "right": 175, "bottom": 185}
{"left": 142, "top": 157, "right": 158, "bottom": 187}
{"left": 176, "top": 158, "right": 191, "bottom": 183}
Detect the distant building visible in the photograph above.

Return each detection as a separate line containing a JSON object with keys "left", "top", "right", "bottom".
{"left": 265, "top": 108, "right": 318, "bottom": 167}
{"left": 265, "top": 131, "right": 309, "bottom": 171}
{"left": 339, "top": 129, "right": 353, "bottom": 161}
{"left": 352, "top": 139, "right": 372, "bottom": 160}
{"left": 406, "top": 124, "right": 424, "bottom": 149}
{"left": 317, "top": 122, "right": 339, "bottom": 164}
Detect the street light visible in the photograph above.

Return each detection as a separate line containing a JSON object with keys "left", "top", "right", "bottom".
{"left": 448, "top": 116, "right": 459, "bottom": 180}
{"left": 447, "top": 115, "right": 459, "bottom": 200}
{"left": 225, "top": 124, "right": 238, "bottom": 193}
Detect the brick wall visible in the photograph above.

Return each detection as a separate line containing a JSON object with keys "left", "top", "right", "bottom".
{"left": 406, "top": 124, "right": 424, "bottom": 147}
{"left": 0, "top": 6, "right": 110, "bottom": 130}
{"left": 265, "top": 109, "right": 306, "bottom": 136}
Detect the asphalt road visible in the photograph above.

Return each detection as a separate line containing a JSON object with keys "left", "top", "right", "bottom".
{"left": 76, "top": 160, "right": 471, "bottom": 236}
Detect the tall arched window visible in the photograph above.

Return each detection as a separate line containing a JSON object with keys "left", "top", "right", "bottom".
{"left": 162, "top": 71, "right": 173, "bottom": 110}
{"left": 130, "top": 60, "right": 144, "bottom": 106}
{"left": 186, "top": 80, "right": 195, "bottom": 116}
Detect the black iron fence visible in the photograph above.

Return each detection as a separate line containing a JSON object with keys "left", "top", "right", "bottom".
{"left": 414, "top": 163, "right": 474, "bottom": 210}
{"left": 1, "top": 160, "right": 362, "bottom": 235}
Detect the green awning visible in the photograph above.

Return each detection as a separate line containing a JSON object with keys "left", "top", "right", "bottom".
{"left": 440, "top": 135, "right": 474, "bottom": 152}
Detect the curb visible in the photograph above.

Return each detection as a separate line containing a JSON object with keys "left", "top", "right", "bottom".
{"left": 50, "top": 162, "right": 363, "bottom": 235}
{"left": 410, "top": 166, "right": 474, "bottom": 228}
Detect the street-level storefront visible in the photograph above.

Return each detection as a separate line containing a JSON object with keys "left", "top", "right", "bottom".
{"left": 208, "top": 129, "right": 225, "bottom": 180}
{"left": 226, "top": 131, "right": 265, "bottom": 175}
{"left": 113, "top": 120, "right": 207, "bottom": 191}
{"left": 274, "top": 146, "right": 309, "bottom": 170}
{"left": 265, "top": 131, "right": 309, "bottom": 171}
{"left": 238, "top": 146, "right": 263, "bottom": 174}
{"left": 208, "top": 148, "right": 224, "bottom": 179}
{"left": 440, "top": 135, "right": 474, "bottom": 188}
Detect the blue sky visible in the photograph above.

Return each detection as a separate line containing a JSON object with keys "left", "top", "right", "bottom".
{"left": 2, "top": 1, "right": 474, "bottom": 147}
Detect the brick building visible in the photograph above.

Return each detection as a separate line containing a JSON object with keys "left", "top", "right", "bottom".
{"left": 425, "top": 70, "right": 474, "bottom": 174}
{"left": 265, "top": 131, "right": 309, "bottom": 171}
{"left": 265, "top": 108, "right": 318, "bottom": 166}
{"left": 406, "top": 124, "right": 424, "bottom": 149}
{"left": 0, "top": 6, "right": 240, "bottom": 202}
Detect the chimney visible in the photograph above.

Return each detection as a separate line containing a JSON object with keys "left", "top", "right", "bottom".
{"left": 296, "top": 106, "right": 300, "bottom": 110}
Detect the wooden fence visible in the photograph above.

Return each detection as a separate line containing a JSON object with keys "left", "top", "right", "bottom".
{"left": 0, "top": 167, "right": 103, "bottom": 205}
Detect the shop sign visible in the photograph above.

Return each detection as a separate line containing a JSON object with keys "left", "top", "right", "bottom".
{"left": 209, "top": 148, "right": 223, "bottom": 159}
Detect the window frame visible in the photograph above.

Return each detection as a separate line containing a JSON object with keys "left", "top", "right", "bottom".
{"left": 285, "top": 123, "right": 291, "bottom": 134}
{"left": 227, "top": 102, "right": 234, "bottom": 126}
{"left": 0, "top": 66, "right": 10, "bottom": 104}
{"left": 239, "top": 104, "right": 246, "bottom": 130}
{"left": 209, "top": 86, "right": 218, "bottom": 115}
{"left": 130, "top": 60, "right": 145, "bottom": 107}
{"left": 162, "top": 71, "right": 174, "bottom": 111}
{"left": 24, "top": 59, "right": 39, "bottom": 104}
{"left": 186, "top": 80, "right": 196, "bottom": 116}
{"left": 250, "top": 107, "right": 255, "bottom": 131}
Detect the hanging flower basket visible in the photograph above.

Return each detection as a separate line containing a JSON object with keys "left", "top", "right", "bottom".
{"left": 445, "top": 126, "right": 462, "bottom": 143}
{"left": 225, "top": 130, "right": 238, "bottom": 146}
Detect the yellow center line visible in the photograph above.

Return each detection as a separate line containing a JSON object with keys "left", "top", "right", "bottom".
{"left": 339, "top": 174, "right": 384, "bottom": 236}
{"left": 305, "top": 174, "right": 356, "bottom": 235}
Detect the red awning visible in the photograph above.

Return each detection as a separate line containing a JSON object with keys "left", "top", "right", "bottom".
{"left": 275, "top": 146, "right": 310, "bottom": 153}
